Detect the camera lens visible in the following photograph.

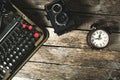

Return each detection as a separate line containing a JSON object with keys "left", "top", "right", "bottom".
{"left": 55, "top": 12, "right": 69, "bottom": 26}
{"left": 52, "top": 4, "right": 62, "bottom": 13}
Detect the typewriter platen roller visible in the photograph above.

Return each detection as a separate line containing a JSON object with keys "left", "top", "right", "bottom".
{"left": 0, "top": 1, "right": 49, "bottom": 80}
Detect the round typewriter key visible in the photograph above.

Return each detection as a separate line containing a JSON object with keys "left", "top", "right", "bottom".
{"left": 28, "top": 41, "right": 32, "bottom": 46}
{"left": 28, "top": 25, "right": 33, "bottom": 30}
{"left": 22, "top": 24, "right": 27, "bottom": 29}
{"left": 31, "top": 38, "right": 35, "bottom": 42}
{"left": 12, "top": 59, "right": 16, "bottom": 63}
{"left": 13, "top": 51, "right": 17, "bottom": 55}
{"left": 17, "top": 37, "right": 21, "bottom": 42}
{"left": 6, "top": 66, "right": 9, "bottom": 70}
{"left": 7, "top": 58, "right": 10, "bottom": 61}
{"left": 0, "top": 65, "right": 3, "bottom": 68}
{"left": 10, "top": 54, "right": 13, "bottom": 58}
{"left": 16, "top": 47, "right": 20, "bottom": 51}
{"left": 34, "top": 32, "right": 40, "bottom": 38}
{"left": 15, "top": 56, "right": 19, "bottom": 59}
{"left": 9, "top": 63, "right": 12, "bottom": 67}
{"left": 3, "top": 62, "right": 7, "bottom": 65}
{"left": 25, "top": 37, "right": 29, "bottom": 41}
{"left": 20, "top": 34, "right": 24, "bottom": 38}
{"left": 23, "top": 40, "right": 26, "bottom": 44}
{"left": 25, "top": 45, "right": 29, "bottom": 49}
{"left": 29, "top": 33, "right": 33, "bottom": 37}
{"left": 8, "top": 48, "right": 11, "bottom": 52}
{"left": 18, "top": 52, "right": 22, "bottom": 56}
{"left": 25, "top": 30, "right": 28, "bottom": 34}
{"left": 2, "top": 70, "right": 6, "bottom": 74}
{"left": 19, "top": 43, "right": 23, "bottom": 47}
{"left": 22, "top": 49, "right": 25, "bottom": 53}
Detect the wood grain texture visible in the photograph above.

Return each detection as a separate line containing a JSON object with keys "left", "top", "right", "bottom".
{"left": 30, "top": 46, "right": 120, "bottom": 68}
{"left": 12, "top": 0, "right": 120, "bottom": 32}
{"left": 45, "top": 28, "right": 120, "bottom": 52}
{"left": 67, "top": 0, "right": 120, "bottom": 15}
{"left": 13, "top": 29, "right": 120, "bottom": 80}
{"left": 13, "top": 62, "right": 120, "bottom": 80}
{"left": 20, "top": 0, "right": 120, "bottom": 15}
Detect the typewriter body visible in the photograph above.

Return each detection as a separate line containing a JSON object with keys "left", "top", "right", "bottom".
{"left": 0, "top": 0, "right": 49, "bottom": 80}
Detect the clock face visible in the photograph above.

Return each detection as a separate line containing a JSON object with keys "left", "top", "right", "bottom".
{"left": 87, "top": 29, "right": 110, "bottom": 49}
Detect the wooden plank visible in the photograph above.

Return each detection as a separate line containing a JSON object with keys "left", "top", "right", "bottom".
{"left": 12, "top": 0, "right": 120, "bottom": 32}
{"left": 12, "top": 1, "right": 120, "bottom": 31}
{"left": 108, "top": 33, "right": 120, "bottom": 52}
{"left": 16, "top": 0, "right": 120, "bottom": 15}
{"left": 18, "top": 8, "right": 120, "bottom": 30}
{"left": 13, "top": 62, "right": 120, "bottom": 80}
{"left": 65, "top": 0, "right": 120, "bottom": 15}
{"left": 73, "top": 14, "right": 120, "bottom": 31}
{"left": 13, "top": 45, "right": 120, "bottom": 80}
{"left": 29, "top": 46, "right": 120, "bottom": 69}
{"left": 11, "top": 0, "right": 53, "bottom": 9}
{"left": 12, "top": 29, "right": 120, "bottom": 79}
{"left": 20, "top": 9, "right": 120, "bottom": 32}
{"left": 12, "top": 26, "right": 120, "bottom": 80}
{"left": 25, "top": 0, "right": 54, "bottom": 9}
{"left": 45, "top": 28, "right": 120, "bottom": 52}
{"left": 45, "top": 28, "right": 88, "bottom": 48}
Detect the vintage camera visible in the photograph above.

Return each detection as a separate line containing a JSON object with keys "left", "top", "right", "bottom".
{"left": 45, "top": 0, "right": 76, "bottom": 35}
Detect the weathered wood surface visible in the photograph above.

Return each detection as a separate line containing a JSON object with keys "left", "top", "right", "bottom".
{"left": 12, "top": 28, "right": 120, "bottom": 80}
{"left": 19, "top": 0, "right": 120, "bottom": 15}
{"left": 12, "top": 0, "right": 120, "bottom": 31}
{"left": 44, "top": 28, "right": 120, "bottom": 52}
{"left": 11, "top": 0, "right": 120, "bottom": 80}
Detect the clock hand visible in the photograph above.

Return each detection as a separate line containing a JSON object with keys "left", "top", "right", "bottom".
{"left": 98, "top": 32, "right": 102, "bottom": 39}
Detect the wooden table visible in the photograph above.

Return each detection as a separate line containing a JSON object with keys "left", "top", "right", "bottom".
{"left": 12, "top": 0, "right": 120, "bottom": 80}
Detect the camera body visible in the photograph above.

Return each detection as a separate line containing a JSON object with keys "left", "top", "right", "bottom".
{"left": 45, "top": 0, "right": 76, "bottom": 35}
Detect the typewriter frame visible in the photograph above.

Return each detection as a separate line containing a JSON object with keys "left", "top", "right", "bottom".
{"left": 0, "top": 1, "right": 49, "bottom": 80}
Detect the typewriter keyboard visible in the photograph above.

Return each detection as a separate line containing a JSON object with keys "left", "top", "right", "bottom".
{"left": 0, "top": 15, "right": 48, "bottom": 80}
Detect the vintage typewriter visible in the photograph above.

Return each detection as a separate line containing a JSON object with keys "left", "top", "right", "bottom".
{"left": 0, "top": 0, "right": 49, "bottom": 80}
